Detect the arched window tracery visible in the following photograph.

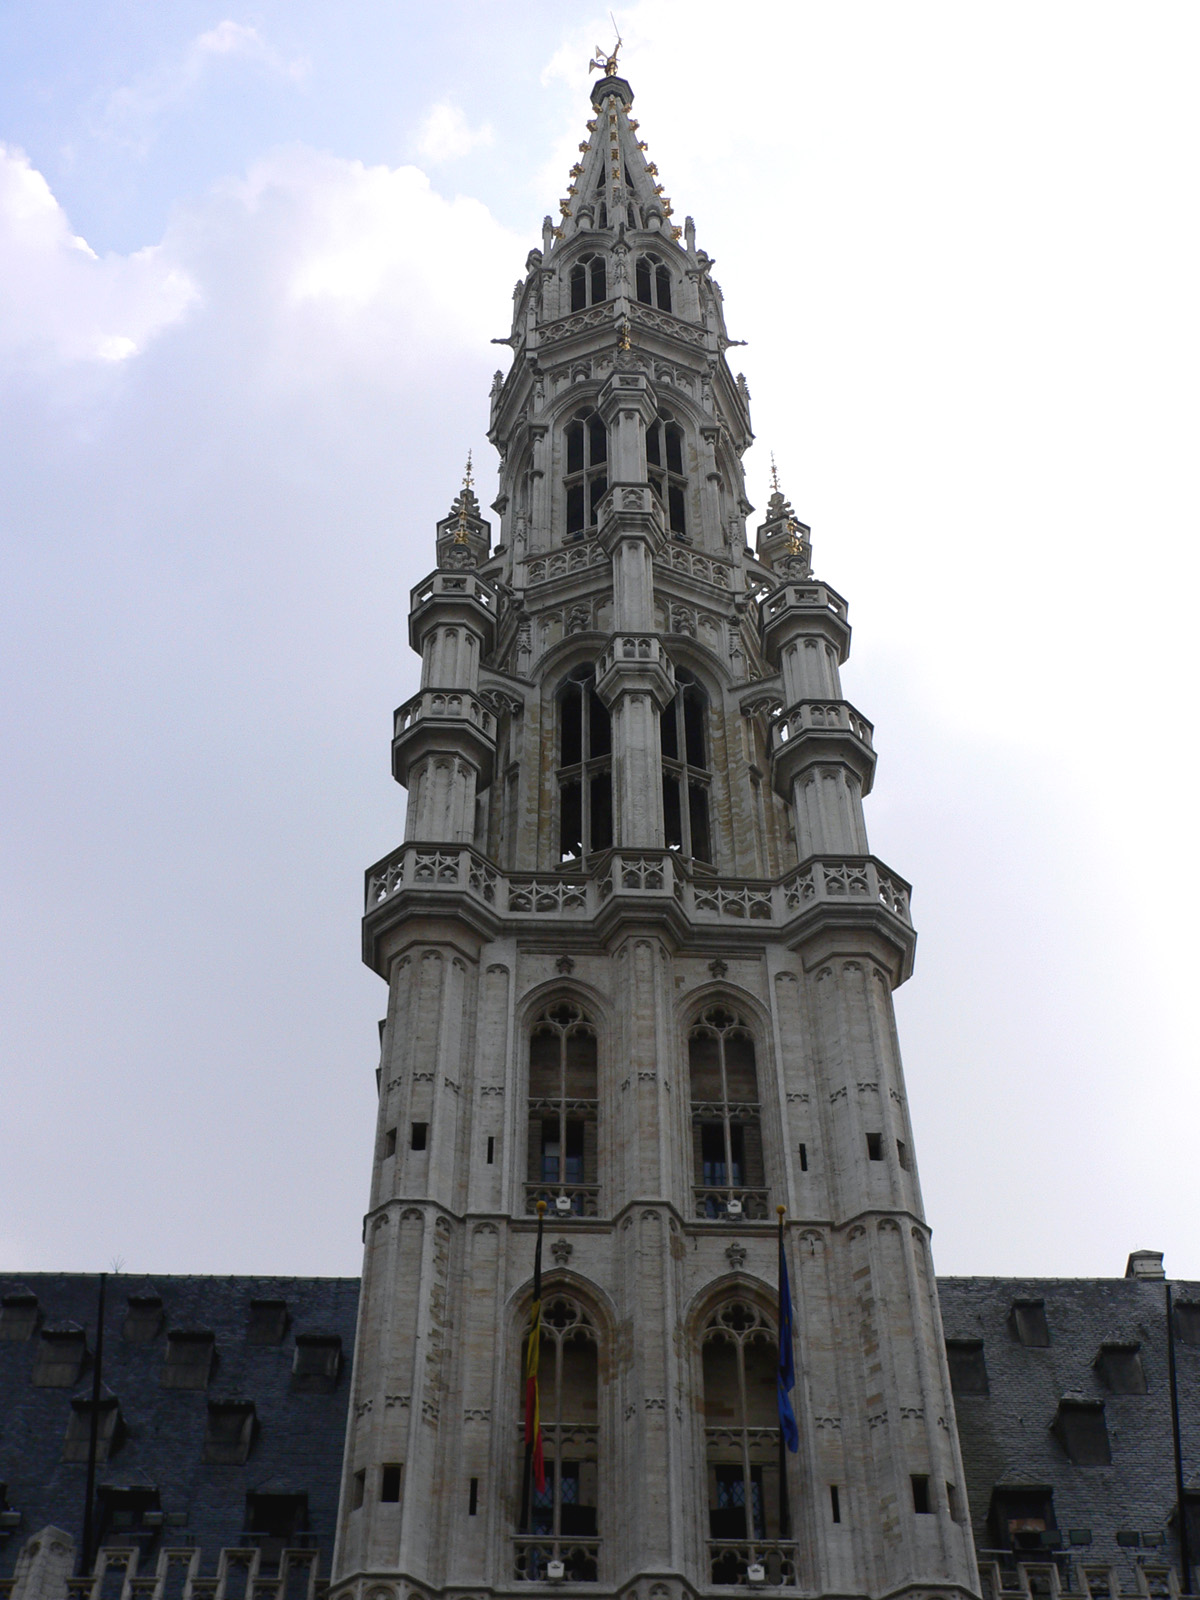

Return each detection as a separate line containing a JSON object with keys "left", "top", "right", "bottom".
{"left": 569, "top": 254, "right": 607, "bottom": 312}
{"left": 516, "top": 1293, "right": 600, "bottom": 1583}
{"left": 557, "top": 666, "right": 612, "bottom": 861}
{"left": 645, "top": 414, "right": 687, "bottom": 537}
{"left": 688, "top": 1006, "right": 766, "bottom": 1219}
{"left": 564, "top": 410, "right": 608, "bottom": 538}
{"left": 701, "top": 1300, "right": 794, "bottom": 1583}
{"left": 661, "top": 668, "right": 711, "bottom": 862}
{"left": 635, "top": 253, "right": 672, "bottom": 312}
{"left": 526, "top": 1001, "right": 599, "bottom": 1217}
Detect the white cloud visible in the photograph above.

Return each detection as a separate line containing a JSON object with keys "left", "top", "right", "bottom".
{"left": 0, "top": 144, "right": 197, "bottom": 367}
{"left": 100, "top": 19, "right": 308, "bottom": 150}
{"left": 415, "top": 102, "right": 494, "bottom": 163}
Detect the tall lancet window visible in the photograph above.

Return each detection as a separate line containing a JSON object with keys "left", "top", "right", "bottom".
{"left": 564, "top": 411, "right": 608, "bottom": 538}
{"left": 661, "top": 668, "right": 711, "bottom": 861}
{"left": 515, "top": 1294, "right": 600, "bottom": 1583}
{"left": 569, "top": 254, "right": 607, "bottom": 312}
{"left": 526, "top": 1001, "right": 599, "bottom": 1217}
{"left": 701, "top": 1301, "right": 793, "bottom": 1584}
{"left": 635, "top": 253, "right": 672, "bottom": 312}
{"left": 688, "top": 1006, "right": 766, "bottom": 1219}
{"left": 558, "top": 667, "right": 612, "bottom": 860}
{"left": 646, "top": 415, "right": 687, "bottom": 537}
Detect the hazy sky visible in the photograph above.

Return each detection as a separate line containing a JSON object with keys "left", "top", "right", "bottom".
{"left": 1, "top": 1, "right": 1197, "bottom": 1282}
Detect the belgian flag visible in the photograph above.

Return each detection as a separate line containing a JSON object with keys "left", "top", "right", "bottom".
{"left": 521, "top": 1200, "right": 547, "bottom": 1527}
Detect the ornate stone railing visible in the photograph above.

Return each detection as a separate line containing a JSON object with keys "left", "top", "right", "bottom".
{"left": 523, "top": 1183, "right": 601, "bottom": 1219}
{"left": 707, "top": 1540, "right": 798, "bottom": 1587}
{"left": 365, "top": 846, "right": 912, "bottom": 931}
{"left": 513, "top": 1538, "right": 600, "bottom": 1583}
{"left": 693, "top": 1186, "right": 771, "bottom": 1221}
{"left": 760, "top": 580, "right": 848, "bottom": 623}
{"left": 393, "top": 689, "right": 497, "bottom": 742}
{"left": 661, "top": 544, "right": 734, "bottom": 589}
{"left": 59, "top": 1550, "right": 323, "bottom": 1600}
{"left": 524, "top": 541, "right": 608, "bottom": 585}
{"left": 770, "top": 700, "right": 873, "bottom": 752}
{"left": 410, "top": 569, "right": 496, "bottom": 614}
{"left": 976, "top": 1560, "right": 1178, "bottom": 1600}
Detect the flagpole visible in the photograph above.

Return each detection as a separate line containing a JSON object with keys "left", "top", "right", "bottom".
{"left": 520, "top": 1200, "right": 547, "bottom": 1537}
{"left": 777, "top": 1207, "right": 790, "bottom": 1541}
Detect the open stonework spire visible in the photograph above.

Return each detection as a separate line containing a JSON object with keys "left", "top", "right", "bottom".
{"left": 338, "top": 65, "right": 980, "bottom": 1600}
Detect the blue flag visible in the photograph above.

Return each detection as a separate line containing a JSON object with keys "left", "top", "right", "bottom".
{"left": 777, "top": 1220, "right": 799, "bottom": 1452}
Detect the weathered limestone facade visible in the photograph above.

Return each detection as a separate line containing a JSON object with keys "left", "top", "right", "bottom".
{"left": 333, "top": 72, "right": 979, "bottom": 1600}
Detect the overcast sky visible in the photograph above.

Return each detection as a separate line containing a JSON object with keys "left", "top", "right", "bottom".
{"left": 1, "top": 1, "right": 1197, "bottom": 1283}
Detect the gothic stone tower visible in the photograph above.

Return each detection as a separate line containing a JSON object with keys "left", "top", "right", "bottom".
{"left": 332, "top": 70, "right": 979, "bottom": 1600}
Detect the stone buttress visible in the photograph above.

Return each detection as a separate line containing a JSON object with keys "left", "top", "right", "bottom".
{"left": 332, "top": 69, "right": 980, "bottom": 1600}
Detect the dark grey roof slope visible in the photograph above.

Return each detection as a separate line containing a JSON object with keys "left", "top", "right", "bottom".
{"left": 0, "top": 1275, "right": 359, "bottom": 1582}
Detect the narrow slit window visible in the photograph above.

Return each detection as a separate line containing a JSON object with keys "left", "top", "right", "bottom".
{"left": 911, "top": 1475, "right": 931, "bottom": 1514}
{"left": 486, "top": 1135, "right": 495, "bottom": 1165}
{"left": 896, "top": 1138, "right": 909, "bottom": 1170}
{"left": 830, "top": 1485, "right": 841, "bottom": 1524}
{"left": 411, "top": 1122, "right": 428, "bottom": 1152}
{"left": 381, "top": 1465, "right": 402, "bottom": 1503}
{"left": 383, "top": 1128, "right": 397, "bottom": 1158}
{"left": 352, "top": 1471, "right": 365, "bottom": 1511}
{"left": 866, "top": 1132, "right": 883, "bottom": 1161}
{"left": 469, "top": 1478, "right": 479, "bottom": 1515}
{"left": 798, "top": 1143, "right": 808, "bottom": 1172}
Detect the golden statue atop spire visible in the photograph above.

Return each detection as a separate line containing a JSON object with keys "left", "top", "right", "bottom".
{"left": 453, "top": 450, "right": 474, "bottom": 544}
{"left": 589, "top": 17, "right": 622, "bottom": 77}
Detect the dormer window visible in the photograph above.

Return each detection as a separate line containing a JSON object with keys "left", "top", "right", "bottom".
{"left": 646, "top": 416, "right": 687, "bottom": 537}
{"left": 564, "top": 410, "right": 608, "bottom": 538}
{"left": 570, "top": 254, "right": 607, "bottom": 312}
{"left": 635, "top": 254, "right": 672, "bottom": 312}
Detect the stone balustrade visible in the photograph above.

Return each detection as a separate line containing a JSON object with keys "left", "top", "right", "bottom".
{"left": 392, "top": 690, "right": 497, "bottom": 743}
{"left": 770, "top": 699, "right": 873, "bottom": 754}
{"left": 365, "top": 847, "right": 913, "bottom": 932}
{"left": 409, "top": 569, "right": 496, "bottom": 615}
{"left": 760, "top": 580, "right": 848, "bottom": 624}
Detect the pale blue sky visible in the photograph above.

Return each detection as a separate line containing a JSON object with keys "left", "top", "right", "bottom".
{"left": 1, "top": 1, "right": 1197, "bottom": 1280}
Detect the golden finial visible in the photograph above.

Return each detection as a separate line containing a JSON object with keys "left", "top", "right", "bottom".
{"left": 776, "top": 1205, "right": 786, "bottom": 1219}
{"left": 646, "top": 163, "right": 658, "bottom": 176}
{"left": 627, "top": 119, "right": 639, "bottom": 132}
{"left": 453, "top": 451, "right": 474, "bottom": 543}
{"left": 618, "top": 321, "right": 632, "bottom": 353}
{"left": 670, "top": 226, "right": 683, "bottom": 240}
{"left": 588, "top": 18, "right": 622, "bottom": 78}
{"left": 536, "top": 1199, "right": 547, "bottom": 1217}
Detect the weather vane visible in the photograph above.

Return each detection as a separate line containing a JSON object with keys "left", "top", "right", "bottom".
{"left": 589, "top": 16, "right": 622, "bottom": 77}
{"left": 770, "top": 453, "right": 781, "bottom": 496}
{"left": 454, "top": 450, "right": 474, "bottom": 543}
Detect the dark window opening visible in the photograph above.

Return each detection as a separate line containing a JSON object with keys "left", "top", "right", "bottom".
{"left": 245, "top": 1494, "right": 307, "bottom": 1565}
{"left": 352, "top": 1471, "right": 365, "bottom": 1511}
{"left": 947, "top": 1483, "right": 960, "bottom": 1523}
{"left": 563, "top": 411, "right": 607, "bottom": 538}
{"left": 558, "top": 667, "right": 612, "bottom": 860}
{"left": 897, "top": 1139, "right": 909, "bottom": 1171}
{"left": 946, "top": 1339, "right": 989, "bottom": 1395}
{"left": 381, "top": 1465, "right": 402, "bottom": 1503}
{"left": 383, "top": 1127, "right": 397, "bottom": 1159}
{"left": 661, "top": 669, "right": 710, "bottom": 862}
{"left": 1173, "top": 1302, "right": 1200, "bottom": 1345}
{"left": 468, "top": 1477, "right": 478, "bottom": 1515}
{"left": 988, "top": 1487, "right": 1057, "bottom": 1552}
{"left": 247, "top": 1299, "right": 289, "bottom": 1345}
{"left": 122, "top": 1295, "right": 163, "bottom": 1344}
{"left": 95, "top": 1487, "right": 158, "bottom": 1549}
{"left": 204, "top": 1400, "right": 256, "bottom": 1465}
{"left": 866, "top": 1132, "right": 883, "bottom": 1162}
{"left": 162, "top": 1330, "right": 214, "bottom": 1391}
{"left": 798, "top": 1143, "right": 808, "bottom": 1172}
{"left": 710, "top": 1464, "right": 765, "bottom": 1540}
{"left": 911, "top": 1475, "right": 932, "bottom": 1514}
{"left": 635, "top": 254, "right": 671, "bottom": 311}
{"left": 292, "top": 1334, "right": 343, "bottom": 1395}
{"left": 486, "top": 1135, "right": 495, "bottom": 1164}
{"left": 1011, "top": 1300, "right": 1051, "bottom": 1347}
{"left": 528, "top": 1003, "right": 598, "bottom": 1213}
{"left": 568, "top": 255, "right": 606, "bottom": 312}
{"left": 1053, "top": 1400, "right": 1111, "bottom": 1466}
{"left": 517, "top": 1296, "right": 599, "bottom": 1543}
{"left": 1095, "top": 1343, "right": 1147, "bottom": 1394}
{"left": 0, "top": 1290, "right": 39, "bottom": 1342}
{"left": 690, "top": 1008, "right": 763, "bottom": 1216}
{"left": 411, "top": 1122, "right": 428, "bottom": 1152}
{"left": 646, "top": 417, "right": 687, "bottom": 537}
{"left": 830, "top": 1485, "right": 841, "bottom": 1523}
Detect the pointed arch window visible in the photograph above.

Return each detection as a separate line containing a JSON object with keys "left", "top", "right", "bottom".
{"left": 661, "top": 668, "right": 711, "bottom": 862}
{"left": 646, "top": 415, "right": 687, "bottom": 537}
{"left": 569, "top": 254, "right": 607, "bottom": 312}
{"left": 701, "top": 1301, "right": 795, "bottom": 1584}
{"left": 635, "top": 253, "right": 672, "bottom": 312}
{"left": 564, "top": 410, "right": 608, "bottom": 538}
{"left": 558, "top": 666, "right": 612, "bottom": 861}
{"left": 516, "top": 1294, "right": 600, "bottom": 1582}
{"left": 526, "top": 1002, "right": 598, "bottom": 1218}
{"left": 689, "top": 1007, "right": 766, "bottom": 1219}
